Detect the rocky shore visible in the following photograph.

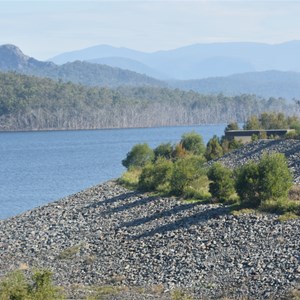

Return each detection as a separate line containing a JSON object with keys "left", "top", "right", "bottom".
{"left": 1, "top": 177, "right": 300, "bottom": 299}
{"left": 216, "top": 139, "right": 300, "bottom": 183}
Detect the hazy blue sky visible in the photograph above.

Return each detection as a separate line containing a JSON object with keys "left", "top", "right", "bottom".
{"left": 1, "top": 1, "right": 300, "bottom": 60}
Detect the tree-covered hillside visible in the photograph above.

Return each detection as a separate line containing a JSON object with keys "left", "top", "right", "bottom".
{"left": 169, "top": 71, "right": 300, "bottom": 101}
{"left": 0, "top": 72, "right": 295, "bottom": 131}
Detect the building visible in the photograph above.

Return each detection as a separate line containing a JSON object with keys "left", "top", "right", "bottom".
{"left": 225, "top": 129, "right": 295, "bottom": 143}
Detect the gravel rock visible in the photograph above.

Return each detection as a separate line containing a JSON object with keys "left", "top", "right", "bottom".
{"left": 215, "top": 139, "right": 300, "bottom": 183}
{"left": 0, "top": 179, "right": 300, "bottom": 299}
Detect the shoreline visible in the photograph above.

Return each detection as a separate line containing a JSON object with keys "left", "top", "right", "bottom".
{"left": 0, "top": 122, "right": 227, "bottom": 134}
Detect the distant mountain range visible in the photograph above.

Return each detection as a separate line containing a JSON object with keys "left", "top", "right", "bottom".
{"left": 1, "top": 43, "right": 300, "bottom": 100}
{"left": 0, "top": 44, "right": 165, "bottom": 88}
{"left": 50, "top": 41, "right": 300, "bottom": 80}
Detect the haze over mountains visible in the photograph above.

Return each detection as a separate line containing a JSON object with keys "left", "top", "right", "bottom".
{"left": 0, "top": 44, "right": 165, "bottom": 88}
{"left": 1, "top": 42, "right": 300, "bottom": 100}
{"left": 50, "top": 41, "right": 300, "bottom": 80}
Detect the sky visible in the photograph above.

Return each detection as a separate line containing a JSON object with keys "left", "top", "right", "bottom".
{"left": 0, "top": 0, "right": 300, "bottom": 60}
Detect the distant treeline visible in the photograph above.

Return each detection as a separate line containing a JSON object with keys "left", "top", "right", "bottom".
{"left": 0, "top": 72, "right": 296, "bottom": 131}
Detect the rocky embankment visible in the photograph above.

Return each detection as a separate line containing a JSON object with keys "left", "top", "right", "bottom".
{"left": 216, "top": 139, "right": 300, "bottom": 183}
{"left": 0, "top": 178, "right": 300, "bottom": 299}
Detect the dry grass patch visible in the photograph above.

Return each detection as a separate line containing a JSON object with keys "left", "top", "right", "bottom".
{"left": 289, "top": 185, "right": 300, "bottom": 201}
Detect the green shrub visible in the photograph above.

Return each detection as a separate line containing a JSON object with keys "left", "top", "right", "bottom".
{"left": 207, "top": 163, "right": 235, "bottom": 202}
{"left": 138, "top": 158, "right": 174, "bottom": 192}
{"left": 180, "top": 131, "right": 206, "bottom": 156}
{"left": 0, "top": 270, "right": 64, "bottom": 300}
{"left": 235, "top": 161, "right": 260, "bottom": 207}
{"left": 235, "top": 153, "right": 293, "bottom": 209}
{"left": 170, "top": 155, "right": 207, "bottom": 196}
{"left": 122, "top": 143, "right": 154, "bottom": 169}
{"left": 118, "top": 168, "right": 141, "bottom": 190}
{"left": 0, "top": 270, "right": 28, "bottom": 300}
{"left": 258, "top": 153, "right": 292, "bottom": 202}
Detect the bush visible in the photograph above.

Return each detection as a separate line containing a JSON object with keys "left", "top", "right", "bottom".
{"left": 258, "top": 153, "right": 293, "bottom": 201}
{"left": 235, "top": 161, "right": 260, "bottom": 207}
{"left": 118, "top": 168, "right": 141, "bottom": 190}
{"left": 180, "top": 131, "right": 206, "bottom": 156}
{"left": 207, "top": 163, "right": 235, "bottom": 202}
{"left": 138, "top": 158, "right": 173, "bottom": 192}
{"left": 0, "top": 270, "right": 64, "bottom": 300}
{"left": 170, "top": 155, "right": 207, "bottom": 196}
{"left": 235, "top": 153, "right": 293, "bottom": 208}
{"left": 122, "top": 143, "right": 154, "bottom": 169}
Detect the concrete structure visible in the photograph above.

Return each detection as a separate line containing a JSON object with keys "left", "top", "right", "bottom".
{"left": 225, "top": 129, "right": 295, "bottom": 143}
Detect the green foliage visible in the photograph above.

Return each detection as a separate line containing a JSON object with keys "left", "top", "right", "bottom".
{"left": 243, "top": 112, "right": 300, "bottom": 131}
{"left": 205, "top": 135, "right": 223, "bottom": 160}
{"left": 277, "top": 212, "right": 299, "bottom": 222}
{"left": 244, "top": 115, "right": 261, "bottom": 130}
{"left": 258, "top": 153, "right": 293, "bottom": 201}
{"left": 259, "top": 198, "right": 300, "bottom": 215}
{"left": 122, "top": 143, "right": 154, "bottom": 169}
{"left": 224, "top": 122, "right": 239, "bottom": 131}
{"left": 118, "top": 168, "right": 141, "bottom": 190}
{"left": 207, "top": 163, "right": 235, "bottom": 202}
{"left": 235, "top": 153, "right": 293, "bottom": 208}
{"left": 235, "top": 161, "right": 261, "bottom": 207}
{"left": 0, "top": 270, "right": 28, "bottom": 300}
{"left": 153, "top": 143, "right": 174, "bottom": 161}
{"left": 138, "top": 158, "right": 173, "bottom": 192}
{"left": 220, "top": 136, "right": 243, "bottom": 154}
{"left": 172, "top": 143, "right": 188, "bottom": 159}
{"left": 170, "top": 155, "right": 207, "bottom": 196}
{"left": 180, "top": 131, "right": 206, "bottom": 156}
{"left": 0, "top": 270, "right": 64, "bottom": 300}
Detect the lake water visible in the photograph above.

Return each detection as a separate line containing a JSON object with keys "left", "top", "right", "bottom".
{"left": 0, "top": 125, "right": 226, "bottom": 219}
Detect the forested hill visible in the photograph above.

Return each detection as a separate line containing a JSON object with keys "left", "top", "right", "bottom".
{"left": 169, "top": 71, "right": 300, "bottom": 101}
{"left": 0, "top": 44, "right": 165, "bottom": 88}
{"left": 0, "top": 72, "right": 295, "bottom": 131}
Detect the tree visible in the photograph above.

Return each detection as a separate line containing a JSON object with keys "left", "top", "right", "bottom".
{"left": 243, "top": 115, "right": 260, "bottom": 130}
{"left": 122, "top": 143, "right": 154, "bottom": 169}
{"left": 180, "top": 131, "right": 206, "bottom": 156}
{"left": 205, "top": 135, "right": 223, "bottom": 160}
{"left": 207, "top": 163, "right": 235, "bottom": 202}
{"left": 225, "top": 122, "right": 239, "bottom": 132}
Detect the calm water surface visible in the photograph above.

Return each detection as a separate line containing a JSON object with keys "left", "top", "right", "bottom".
{"left": 0, "top": 125, "right": 225, "bottom": 219}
